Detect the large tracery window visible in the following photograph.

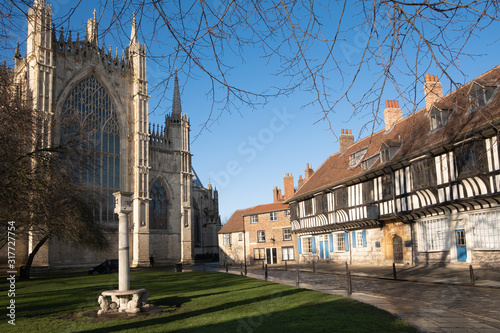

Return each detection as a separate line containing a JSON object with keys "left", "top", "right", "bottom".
{"left": 150, "top": 180, "right": 168, "bottom": 229}
{"left": 62, "top": 75, "right": 120, "bottom": 223}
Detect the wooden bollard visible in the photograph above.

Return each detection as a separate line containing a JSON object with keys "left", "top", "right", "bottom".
{"left": 296, "top": 268, "right": 300, "bottom": 287}
{"left": 393, "top": 263, "right": 397, "bottom": 280}
{"left": 469, "top": 265, "right": 475, "bottom": 285}
{"left": 313, "top": 261, "right": 316, "bottom": 273}
{"left": 226, "top": 262, "right": 228, "bottom": 273}
{"left": 285, "top": 261, "right": 287, "bottom": 271}
{"left": 265, "top": 264, "right": 268, "bottom": 280}
{"left": 347, "top": 271, "right": 352, "bottom": 295}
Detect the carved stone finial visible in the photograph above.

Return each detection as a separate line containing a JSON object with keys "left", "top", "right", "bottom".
{"left": 15, "top": 42, "right": 21, "bottom": 58}
{"left": 59, "top": 27, "right": 64, "bottom": 43}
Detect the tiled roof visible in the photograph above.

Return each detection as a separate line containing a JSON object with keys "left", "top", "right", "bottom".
{"left": 288, "top": 65, "right": 500, "bottom": 202}
{"left": 242, "top": 202, "right": 289, "bottom": 216}
{"left": 218, "top": 208, "right": 249, "bottom": 234}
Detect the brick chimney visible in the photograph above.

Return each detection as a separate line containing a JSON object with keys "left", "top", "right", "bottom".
{"left": 384, "top": 100, "right": 403, "bottom": 131}
{"left": 304, "top": 163, "right": 314, "bottom": 181}
{"left": 424, "top": 74, "right": 443, "bottom": 111}
{"left": 283, "top": 173, "right": 295, "bottom": 200}
{"left": 298, "top": 175, "right": 304, "bottom": 189}
{"left": 339, "top": 129, "right": 355, "bottom": 153}
{"left": 273, "top": 186, "right": 284, "bottom": 203}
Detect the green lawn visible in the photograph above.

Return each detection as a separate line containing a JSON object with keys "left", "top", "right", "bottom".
{"left": 0, "top": 270, "right": 417, "bottom": 332}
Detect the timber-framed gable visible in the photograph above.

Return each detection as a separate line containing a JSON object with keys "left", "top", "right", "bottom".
{"left": 287, "top": 66, "right": 500, "bottom": 267}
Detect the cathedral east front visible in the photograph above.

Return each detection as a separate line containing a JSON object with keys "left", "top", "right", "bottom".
{"left": 8, "top": 0, "right": 221, "bottom": 268}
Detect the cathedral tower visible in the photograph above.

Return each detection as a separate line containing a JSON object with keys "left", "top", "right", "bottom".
{"left": 129, "top": 14, "right": 151, "bottom": 266}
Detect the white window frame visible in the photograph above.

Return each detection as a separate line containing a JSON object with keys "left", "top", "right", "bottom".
{"left": 335, "top": 232, "right": 345, "bottom": 252}
{"left": 238, "top": 233, "right": 243, "bottom": 241}
{"left": 417, "top": 218, "right": 450, "bottom": 252}
{"left": 470, "top": 210, "right": 500, "bottom": 249}
{"left": 270, "top": 211, "right": 278, "bottom": 221}
{"left": 302, "top": 237, "right": 313, "bottom": 253}
{"left": 257, "top": 230, "right": 266, "bottom": 243}
{"left": 250, "top": 215, "right": 258, "bottom": 223}
{"left": 223, "top": 233, "right": 231, "bottom": 246}
{"left": 356, "top": 231, "right": 364, "bottom": 248}
{"left": 283, "top": 228, "right": 292, "bottom": 241}
{"left": 254, "top": 248, "right": 265, "bottom": 260}
{"left": 282, "top": 246, "right": 295, "bottom": 261}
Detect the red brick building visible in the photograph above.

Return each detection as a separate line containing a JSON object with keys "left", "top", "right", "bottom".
{"left": 219, "top": 167, "right": 314, "bottom": 265}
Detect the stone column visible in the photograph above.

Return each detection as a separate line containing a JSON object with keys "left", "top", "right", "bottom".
{"left": 118, "top": 211, "right": 130, "bottom": 291}
{"left": 113, "top": 192, "right": 133, "bottom": 292}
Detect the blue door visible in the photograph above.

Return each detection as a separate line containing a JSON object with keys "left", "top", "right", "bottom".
{"left": 455, "top": 229, "right": 467, "bottom": 262}
{"left": 319, "top": 240, "right": 330, "bottom": 259}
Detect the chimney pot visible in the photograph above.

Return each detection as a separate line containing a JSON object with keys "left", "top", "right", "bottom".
{"left": 384, "top": 99, "right": 403, "bottom": 131}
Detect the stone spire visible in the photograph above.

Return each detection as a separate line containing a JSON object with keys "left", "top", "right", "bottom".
{"left": 130, "top": 12, "right": 139, "bottom": 48}
{"left": 172, "top": 70, "right": 182, "bottom": 117}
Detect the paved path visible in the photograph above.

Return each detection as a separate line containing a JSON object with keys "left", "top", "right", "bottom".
{"left": 189, "top": 263, "right": 500, "bottom": 333}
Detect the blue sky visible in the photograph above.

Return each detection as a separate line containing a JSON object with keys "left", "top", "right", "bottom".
{"left": 5, "top": 1, "right": 500, "bottom": 222}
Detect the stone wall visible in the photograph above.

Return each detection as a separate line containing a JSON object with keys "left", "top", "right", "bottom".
{"left": 414, "top": 251, "right": 451, "bottom": 266}
{"left": 471, "top": 250, "right": 500, "bottom": 268}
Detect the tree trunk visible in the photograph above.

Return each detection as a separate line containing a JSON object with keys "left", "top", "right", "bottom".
{"left": 20, "top": 235, "right": 49, "bottom": 280}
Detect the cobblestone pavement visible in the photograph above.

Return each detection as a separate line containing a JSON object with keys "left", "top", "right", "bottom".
{"left": 194, "top": 264, "right": 500, "bottom": 333}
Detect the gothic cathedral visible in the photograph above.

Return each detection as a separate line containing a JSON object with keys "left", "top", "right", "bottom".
{"left": 11, "top": 1, "right": 221, "bottom": 267}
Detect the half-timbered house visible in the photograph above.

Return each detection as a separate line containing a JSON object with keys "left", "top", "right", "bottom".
{"left": 286, "top": 67, "right": 500, "bottom": 268}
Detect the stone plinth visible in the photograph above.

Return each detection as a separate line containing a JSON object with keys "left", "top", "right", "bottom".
{"left": 98, "top": 288, "right": 149, "bottom": 314}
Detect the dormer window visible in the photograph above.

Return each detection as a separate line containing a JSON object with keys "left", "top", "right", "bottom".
{"left": 469, "top": 82, "right": 497, "bottom": 113}
{"left": 429, "top": 106, "right": 452, "bottom": 131}
{"left": 380, "top": 140, "right": 401, "bottom": 163}
{"left": 361, "top": 153, "right": 379, "bottom": 171}
{"left": 349, "top": 148, "right": 367, "bottom": 168}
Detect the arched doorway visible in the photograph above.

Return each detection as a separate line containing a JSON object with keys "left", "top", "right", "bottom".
{"left": 392, "top": 235, "right": 403, "bottom": 263}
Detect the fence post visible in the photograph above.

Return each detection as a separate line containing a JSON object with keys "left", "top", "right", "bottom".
{"left": 285, "top": 261, "right": 287, "bottom": 271}
{"left": 265, "top": 264, "right": 268, "bottom": 280}
{"left": 226, "top": 262, "right": 228, "bottom": 273}
{"left": 262, "top": 262, "right": 265, "bottom": 270}
{"left": 244, "top": 262, "right": 247, "bottom": 276}
{"left": 296, "top": 268, "right": 300, "bottom": 287}
{"left": 345, "top": 261, "right": 348, "bottom": 272}
{"left": 313, "top": 261, "right": 316, "bottom": 273}
{"left": 393, "top": 263, "right": 397, "bottom": 280}
{"left": 469, "top": 265, "right": 475, "bottom": 285}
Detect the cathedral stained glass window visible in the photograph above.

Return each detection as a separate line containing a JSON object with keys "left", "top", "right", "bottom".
{"left": 62, "top": 75, "right": 120, "bottom": 223}
{"left": 150, "top": 180, "right": 168, "bottom": 229}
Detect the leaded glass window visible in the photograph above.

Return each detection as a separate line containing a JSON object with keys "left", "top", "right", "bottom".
{"left": 417, "top": 218, "right": 450, "bottom": 251}
{"left": 150, "top": 180, "right": 168, "bottom": 229}
{"left": 62, "top": 75, "right": 120, "bottom": 223}
{"left": 454, "top": 140, "right": 487, "bottom": 178}
{"left": 411, "top": 157, "right": 437, "bottom": 190}
{"left": 470, "top": 210, "right": 500, "bottom": 249}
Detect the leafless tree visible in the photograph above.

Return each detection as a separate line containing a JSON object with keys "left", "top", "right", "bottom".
{"left": 0, "top": 65, "right": 109, "bottom": 279}
{"left": 2, "top": 1, "right": 499, "bottom": 136}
